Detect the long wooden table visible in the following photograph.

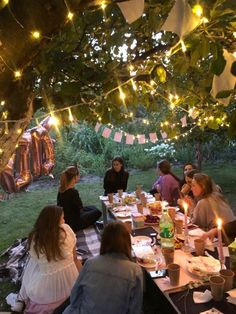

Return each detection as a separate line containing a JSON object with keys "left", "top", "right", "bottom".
{"left": 100, "top": 193, "right": 236, "bottom": 314}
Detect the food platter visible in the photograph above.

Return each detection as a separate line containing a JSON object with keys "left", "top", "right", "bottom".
{"left": 132, "top": 236, "right": 152, "bottom": 246}
{"left": 116, "top": 212, "right": 131, "bottom": 218}
{"left": 187, "top": 256, "right": 221, "bottom": 277}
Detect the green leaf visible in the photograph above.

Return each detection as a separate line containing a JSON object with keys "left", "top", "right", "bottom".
{"left": 190, "top": 49, "right": 200, "bottom": 67}
{"left": 216, "top": 89, "right": 234, "bottom": 99}
{"left": 211, "top": 44, "right": 226, "bottom": 76}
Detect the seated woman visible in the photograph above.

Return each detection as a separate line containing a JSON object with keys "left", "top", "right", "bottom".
{"left": 14, "top": 205, "right": 81, "bottom": 314}
{"left": 150, "top": 160, "right": 181, "bottom": 206}
{"left": 180, "top": 162, "right": 197, "bottom": 187}
{"left": 103, "top": 156, "right": 129, "bottom": 195}
{"left": 187, "top": 173, "right": 235, "bottom": 230}
{"left": 57, "top": 166, "right": 101, "bottom": 233}
{"left": 201, "top": 220, "right": 236, "bottom": 245}
{"left": 63, "top": 221, "right": 143, "bottom": 314}
{"left": 180, "top": 169, "right": 200, "bottom": 198}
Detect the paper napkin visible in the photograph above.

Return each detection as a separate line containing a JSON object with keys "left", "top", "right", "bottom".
{"left": 193, "top": 289, "right": 212, "bottom": 303}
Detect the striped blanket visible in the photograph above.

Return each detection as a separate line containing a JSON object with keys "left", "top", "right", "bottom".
{"left": 0, "top": 225, "right": 101, "bottom": 283}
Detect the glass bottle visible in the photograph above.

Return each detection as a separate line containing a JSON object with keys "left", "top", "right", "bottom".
{"left": 159, "top": 208, "right": 174, "bottom": 249}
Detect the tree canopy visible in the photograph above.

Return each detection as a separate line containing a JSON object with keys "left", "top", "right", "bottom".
{"left": 0, "top": 0, "right": 235, "bottom": 171}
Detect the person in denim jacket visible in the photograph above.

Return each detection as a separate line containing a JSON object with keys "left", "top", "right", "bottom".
{"left": 63, "top": 222, "right": 143, "bottom": 314}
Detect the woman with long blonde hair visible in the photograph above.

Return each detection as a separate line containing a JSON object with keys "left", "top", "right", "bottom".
{"left": 57, "top": 165, "right": 101, "bottom": 232}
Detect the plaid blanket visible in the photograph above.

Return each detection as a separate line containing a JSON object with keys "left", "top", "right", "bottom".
{"left": 0, "top": 225, "right": 101, "bottom": 284}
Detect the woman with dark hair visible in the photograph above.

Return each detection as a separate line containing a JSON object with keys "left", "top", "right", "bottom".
{"left": 14, "top": 205, "right": 81, "bottom": 313}
{"left": 180, "top": 169, "right": 200, "bottom": 198}
{"left": 57, "top": 166, "right": 101, "bottom": 232}
{"left": 103, "top": 156, "right": 129, "bottom": 195}
{"left": 63, "top": 222, "right": 143, "bottom": 314}
{"left": 186, "top": 173, "right": 235, "bottom": 230}
{"left": 181, "top": 162, "right": 197, "bottom": 187}
{"left": 150, "top": 160, "right": 181, "bottom": 206}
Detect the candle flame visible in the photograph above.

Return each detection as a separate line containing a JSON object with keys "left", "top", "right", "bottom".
{"left": 183, "top": 201, "right": 188, "bottom": 213}
{"left": 217, "top": 218, "right": 222, "bottom": 229}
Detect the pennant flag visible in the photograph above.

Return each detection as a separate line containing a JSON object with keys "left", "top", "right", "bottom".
{"left": 95, "top": 122, "right": 102, "bottom": 132}
{"left": 149, "top": 133, "right": 158, "bottom": 143}
{"left": 161, "top": 131, "right": 168, "bottom": 139}
{"left": 114, "top": 131, "right": 123, "bottom": 143}
{"left": 102, "top": 127, "right": 112, "bottom": 138}
{"left": 126, "top": 134, "right": 134, "bottom": 145}
{"left": 138, "top": 134, "right": 146, "bottom": 144}
{"left": 211, "top": 49, "right": 236, "bottom": 106}
{"left": 180, "top": 115, "right": 187, "bottom": 127}
{"left": 117, "top": 0, "right": 144, "bottom": 24}
{"left": 161, "top": 0, "right": 200, "bottom": 38}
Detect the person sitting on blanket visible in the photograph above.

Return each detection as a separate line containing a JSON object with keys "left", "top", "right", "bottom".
{"left": 62, "top": 221, "right": 143, "bottom": 314}
{"left": 57, "top": 165, "right": 101, "bottom": 232}
{"left": 13, "top": 205, "right": 82, "bottom": 314}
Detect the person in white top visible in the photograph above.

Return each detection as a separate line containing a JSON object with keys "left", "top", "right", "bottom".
{"left": 14, "top": 205, "right": 82, "bottom": 314}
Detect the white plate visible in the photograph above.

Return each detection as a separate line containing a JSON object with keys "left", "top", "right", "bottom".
{"left": 188, "top": 229, "right": 206, "bottom": 237}
{"left": 132, "top": 236, "right": 152, "bottom": 246}
{"left": 116, "top": 212, "right": 131, "bottom": 218}
{"left": 113, "top": 206, "right": 129, "bottom": 212}
{"left": 137, "top": 259, "right": 156, "bottom": 269}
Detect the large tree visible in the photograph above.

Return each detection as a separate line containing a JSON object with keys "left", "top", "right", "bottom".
{"left": 0, "top": 0, "right": 235, "bottom": 172}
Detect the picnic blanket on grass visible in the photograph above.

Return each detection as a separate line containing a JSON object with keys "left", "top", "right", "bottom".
{"left": 0, "top": 225, "right": 101, "bottom": 284}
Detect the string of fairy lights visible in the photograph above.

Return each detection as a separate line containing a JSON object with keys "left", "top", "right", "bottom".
{"left": 0, "top": 0, "right": 234, "bottom": 152}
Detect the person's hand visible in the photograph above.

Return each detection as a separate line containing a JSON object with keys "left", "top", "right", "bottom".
{"left": 181, "top": 184, "right": 191, "bottom": 195}
{"left": 200, "top": 228, "right": 217, "bottom": 241}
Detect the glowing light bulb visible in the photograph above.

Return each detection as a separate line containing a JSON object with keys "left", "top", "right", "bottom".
{"left": 14, "top": 70, "right": 22, "bottom": 79}
{"left": 0, "top": 148, "right": 3, "bottom": 154}
{"left": 98, "top": 116, "right": 102, "bottom": 122}
{"left": 129, "top": 112, "right": 133, "bottom": 117}
{"left": 119, "top": 87, "right": 126, "bottom": 101}
{"left": 101, "top": 2, "right": 106, "bottom": 10}
{"left": 31, "top": 31, "right": 41, "bottom": 39}
{"left": 131, "top": 79, "right": 137, "bottom": 91}
{"left": 181, "top": 40, "right": 187, "bottom": 52}
{"left": 192, "top": 4, "right": 203, "bottom": 17}
{"left": 170, "top": 103, "right": 175, "bottom": 109}
{"left": 169, "top": 94, "right": 174, "bottom": 101}
{"left": 233, "top": 52, "right": 236, "bottom": 58}
{"left": 67, "top": 12, "right": 74, "bottom": 20}
{"left": 234, "top": 32, "right": 236, "bottom": 38}
{"left": 150, "top": 80, "right": 155, "bottom": 86}
{"left": 1, "top": 100, "right": 5, "bottom": 106}
{"left": 17, "top": 128, "right": 22, "bottom": 134}
{"left": 3, "top": 0, "right": 9, "bottom": 5}
{"left": 49, "top": 115, "right": 59, "bottom": 126}
{"left": 68, "top": 108, "right": 74, "bottom": 122}
{"left": 164, "top": 121, "right": 169, "bottom": 125}
{"left": 201, "top": 17, "right": 209, "bottom": 24}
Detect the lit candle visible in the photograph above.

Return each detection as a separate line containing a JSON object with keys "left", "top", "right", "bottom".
{"left": 217, "top": 218, "right": 224, "bottom": 265}
{"left": 183, "top": 201, "right": 188, "bottom": 237}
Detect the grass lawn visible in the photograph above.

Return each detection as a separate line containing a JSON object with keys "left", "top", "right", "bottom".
{"left": 0, "top": 164, "right": 236, "bottom": 311}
